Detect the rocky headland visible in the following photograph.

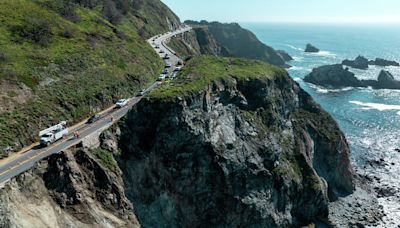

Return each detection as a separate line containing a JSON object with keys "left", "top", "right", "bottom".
{"left": 305, "top": 43, "right": 320, "bottom": 53}
{"left": 304, "top": 64, "right": 400, "bottom": 90}
{"left": 168, "top": 20, "right": 292, "bottom": 68}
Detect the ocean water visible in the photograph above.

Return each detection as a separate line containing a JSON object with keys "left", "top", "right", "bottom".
{"left": 242, "top": 22, "right": 400, "bottom": 225}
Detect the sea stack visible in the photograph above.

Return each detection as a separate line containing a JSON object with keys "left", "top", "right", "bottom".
{"left": 375, "top": 70, "right": 400, "bottom": 89}
{"left": 305, "top": 43, "right": 320, "bottom": 53}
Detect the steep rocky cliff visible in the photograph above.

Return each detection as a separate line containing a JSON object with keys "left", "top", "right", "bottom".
{"left": 168, "top": 21, "right": 290, "bottom": 67}
{"left": 118, "top": 56, "right": 355, "bottom": 227}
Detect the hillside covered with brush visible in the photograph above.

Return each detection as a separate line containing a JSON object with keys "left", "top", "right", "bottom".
{"left": 0, "top": 0, "right": 179, "bottom": 157}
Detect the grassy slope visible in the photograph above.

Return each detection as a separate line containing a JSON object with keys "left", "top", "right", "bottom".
{"left": 0, "top": 0, "right": 167, "bottom": 156}
{"left": 149, "top": 55, "right": 287, "bottom": 100}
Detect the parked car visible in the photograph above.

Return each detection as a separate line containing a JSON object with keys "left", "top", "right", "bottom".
{"left": 163, "top": 68, "right": 169, "bottom": 74}
{"left": 163, "top": 54, "right": 170, "bottom": 60}
{"left": 159, "top": 50, "right": 164, "bottom": 53}
{"left": 137, "top": 89, "right": 146, "bottom": 97}
{"left": 174, "top": 67, "right": 182, "bottom": 72}
{"left": 157, "top": 74, "right": 166, "bottom": 81}
{"left": 116, "top": 99, "right": 128, "bottom": 108}
{"left": 87, "top": 114, "right": 100, "bottom": 124}
{"left": 165, "top": 63, "right": 172, "bottom": 68}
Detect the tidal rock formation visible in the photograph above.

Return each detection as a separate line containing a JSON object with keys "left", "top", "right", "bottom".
{"left": 119, "top": 56, "right": 355, "bottom": 227}
{"left": 369, "top": 58, "right": 400, "bottom": 67}
{"left": 304, "top": 64, "right": 364, "bottom": 88}
{"left": 342, "top": 56, "right": 369, "bottom": 69}
{"left": 305, "top": 43, "right": 320, "bottom": 53}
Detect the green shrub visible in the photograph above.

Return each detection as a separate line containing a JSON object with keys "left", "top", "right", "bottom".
{"left": 59, "top": 26, "right": 76, "bottom": 38}
{"left": 11, "top": 17, "right": 53, "bottom": 46}
{"left": 91, "top": 148, "right": 118, "bottom": 172}
{"left": 0, "top": 52, "right": 7, "bottom": 62}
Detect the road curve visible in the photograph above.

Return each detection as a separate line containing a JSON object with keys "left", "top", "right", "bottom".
{"left": 0, "top": 25, "right": 191, "bottom": 184}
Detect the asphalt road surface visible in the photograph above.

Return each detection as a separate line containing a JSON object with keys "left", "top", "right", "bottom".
{"left": 0, "top": 25, "right": 191, "bottom": 184}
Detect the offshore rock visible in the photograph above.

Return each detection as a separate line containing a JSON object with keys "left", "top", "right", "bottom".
{"left": 305, "top": 43, "right": 320, "bottom": 53}
{"left": 375, "top": 70, "right": 400, "bottom": 89}
{"left": 304, "top": 64, "right": 365, "bottom": 88}
{"left": 369, "top": 58, "right": 400, "bottom": 67}
{"left": 342, "top": 56, "right": 369, "bottom": 69}
{"left": 305, "top": 65, "right": 400, "bottom": 90}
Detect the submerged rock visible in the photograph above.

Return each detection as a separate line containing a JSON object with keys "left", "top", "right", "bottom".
{"left": 305, "top": 43, "right": 320, "bottom": 53}
{"left": 369, "top": 58, "right": 400, "bottom": 67}
{"left": 342, "top": 56, "right": 369, "bottom": 70}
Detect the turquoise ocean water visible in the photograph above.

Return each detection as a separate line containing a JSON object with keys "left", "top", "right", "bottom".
{"left": 242, "top": 22, "right": 400, "bottom": 224}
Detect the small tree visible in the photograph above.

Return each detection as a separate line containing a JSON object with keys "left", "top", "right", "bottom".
{"left": 60, "top": 0, "right": 81, "bottom": 22}
{"left": 104, "top": 0, "right": 122, "bottom": 24}
{"left": 0, "top": 52, "right": 7, "bottom": 62}
{"left": 116, "top": 0, "right": 130, "bottom": 15}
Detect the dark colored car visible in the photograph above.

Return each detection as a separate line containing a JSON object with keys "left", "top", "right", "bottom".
{"left": 87, "top": 114, "right": 100, "bottom": 124}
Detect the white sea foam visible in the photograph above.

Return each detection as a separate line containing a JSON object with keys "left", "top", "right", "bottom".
{"left": 292, "top": 56, "right": 304, "bottom": 62}
{"left": 350, "top": 101, "right": 400, "bottom": 111}
{"left": 289, "top": 66, "right": 304, "bottom": 71}
{"left": 293, "top": 77, "right": 303, "bottom": 82}
{"left": 306, "top": 51, "right": 337, "bottom": 58}
{"left": 286, "top": 44, "right": 303, "bottom": 51}
{"left": 308, "top": 84, "right": 353, "bottom": 94}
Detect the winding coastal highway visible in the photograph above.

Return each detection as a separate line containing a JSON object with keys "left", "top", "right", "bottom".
{"left": 0, "top": 25, "right": 191, "bottom": 185}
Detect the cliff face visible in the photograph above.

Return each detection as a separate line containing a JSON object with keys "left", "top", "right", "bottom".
{"left": 0, "top": 149, "right": 138, "bottom": 228}
{"left": 118, "top": 56, "right": 355, "bottom": 227}
{"left": 169, "top": 21, "right": 290, "bottom": 67}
